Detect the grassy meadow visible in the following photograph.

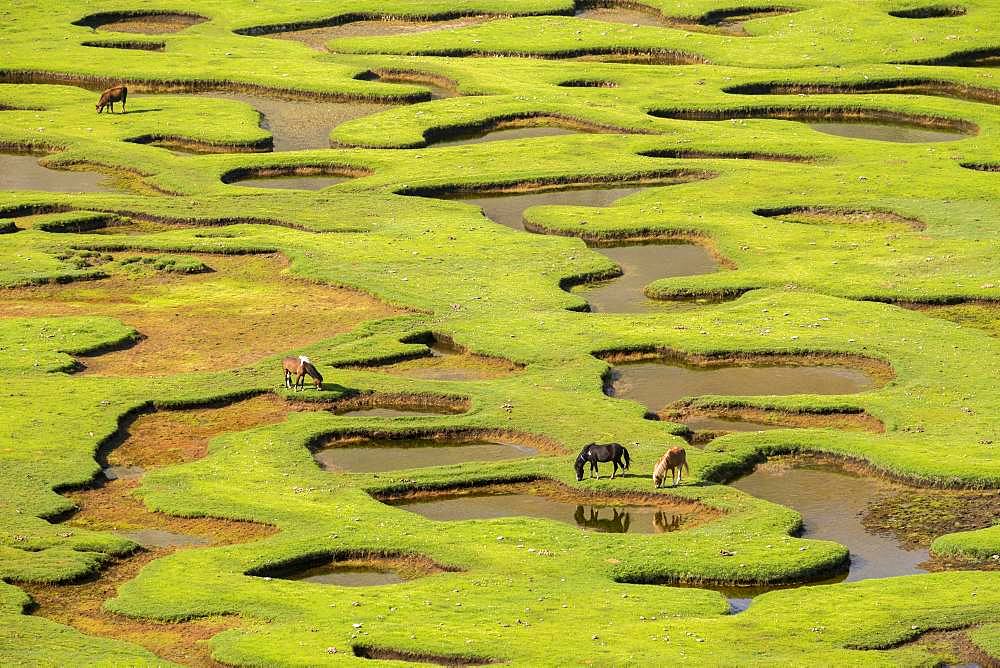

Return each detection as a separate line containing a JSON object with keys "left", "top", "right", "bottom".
{"left": 1, "top": 0, "right": 998, "bottom": 665}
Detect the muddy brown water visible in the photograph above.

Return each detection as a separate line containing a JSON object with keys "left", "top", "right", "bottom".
{"left": 427, "top": 337, "right": 463, "bottom": 356}
{"left": 680, "top": 416, "right": 783, "bottom": 433}
{"left": 668, "top": 459, "right": 941, "bottom": 613}
{"left": 574, "top": 6, "right": 791, "bottom": 35}
{"left": 83, "top": 219, "right": 181, "bottom": 236}
{"left": 102, "top": 465, "right": 146, "bottom": 481}
{"left": 608, "top": 360, "right": 877, "bottom": 412}
{"left": 703, "top": 9, "right": 797, "bottom": 34}
{"left": 264, "top": 16, "right": 494, "bottom": 51}
{"left": 233, "top": 175, "right": 351, "bottom": 190}
{"left": 452, "top": 184, "right": 649, "bottom": 231}
{"left": 431, "top": 126, "right": 583, "bottom": 147}
{"left": 808, "top": 122, "right": 968, "bottom": 143}
{"left": 194, "top": 92, "right": 389, "bottom": 151}
{"left": 89, "top": 14, "right": 206, "bottom": 34}
{"left": 574, "top": 243, "right": 718, "bottom": 313}
{"left": 371, "top": 75, "right": 456, "bottom": 100}
{"left": 273, "top": 563, "right": 406, "bottom": 586}
{"left": 0, "top": 154, "right": 119, "bottom": 192}
{"left": 117, "top": 529, "right": 210, "bottom": 548}
{"left": 389, "top": 492, "right": 693, "bottom": 534}
{"left": 438, "top": 186, "right": 719, "bottom": 313}
{"left": 715, "top": 460, "right": 931, "bottom": 612}
{"left": 574, "top": 7, "right": 667, "bottom": 28}
{"left": 732, "top": 462, "right": 929, "bottom": 581}
{"left": 314, "top": 438, "right": 541, "bottom": 472}
{"left": 333, "top": 407, "right": 459, "bottom": 418}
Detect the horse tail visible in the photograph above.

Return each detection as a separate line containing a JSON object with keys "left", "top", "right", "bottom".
{"left": 622, "top": 446, "right": 631, "bottom": 470}
{"left": 683, "top": 458, "right": 690, "bottom": 475}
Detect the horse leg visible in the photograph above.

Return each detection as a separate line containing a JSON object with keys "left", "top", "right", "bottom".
{"left": 284, "top": 369, "right": 291, "bottom": 389}
{"left": 611, "top": 460, "right": 618, "bottom": 479}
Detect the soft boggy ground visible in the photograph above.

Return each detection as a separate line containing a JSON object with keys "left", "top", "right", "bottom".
{"left": 1, "top": 0, "right": 999, "bottom": 665}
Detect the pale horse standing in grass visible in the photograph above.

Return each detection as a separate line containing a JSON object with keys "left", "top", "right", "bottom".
{"left": 653, "top": 446, "right": 689, "bottom": 488}
{"left": 283, "top": 355, "right": 323, "bottom": 390}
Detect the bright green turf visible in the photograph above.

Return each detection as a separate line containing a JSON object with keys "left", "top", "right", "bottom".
{"left": 1, "top": 0, "right": 999, "bottom": 665}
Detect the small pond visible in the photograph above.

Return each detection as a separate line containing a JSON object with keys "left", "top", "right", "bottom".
{"left": 233, "top": 175, "right": 351, "bottom": 190}
{"left": 575, "top": 243, "right": 718, "bottom": 313}
{"left": 196, "top": 91, "right": 389, "bottom": 151}
{"left": 607, "top": 360, "right": 877, "bottom": 412}
{"left": 809, "top": 121, "right": 968, "bottom": 143}
{"left": 272, "top": 562, "right": 407, "bottom": 586}
{"left": 263, "top": 15, "right": 493, "bottom": 51}
{"left": 574, "top": 6, "right": 667, "bottom": 28}
{"left": 80, "top": 12, "right": 206, "bottom": 34}
{"left": 452, "top": 184, "right": 648, "bottom": 231}
{"left": 432, "top": 126, "right": 583, "bottom": 147}
{"left": 387, "top": 484, "right": 702, "bottom": 534}
{"left": 0, "top": 154, "right": 120, "bottom": 192}
{"left": 314, "top": 438, "right": 541, "bottom": 472}
{"left": 732, "top": 461, "right": 930, "bottom": 583}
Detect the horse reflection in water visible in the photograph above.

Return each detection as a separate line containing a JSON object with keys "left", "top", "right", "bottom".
{"left": 653, "top": 510, "right": 681, "bottom": 532}
{"left": 575, "top": 506, "right": 631, "bottom": 532}
{"left": 572, "top": 507, "right": 683, "bottom": 533}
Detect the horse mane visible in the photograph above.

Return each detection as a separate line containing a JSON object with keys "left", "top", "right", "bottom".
{"left": 303, "top": 361, "right": 323, "bottom": 381}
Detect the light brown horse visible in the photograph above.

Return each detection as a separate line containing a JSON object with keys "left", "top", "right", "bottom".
{"left": 283, "top": 355, "right": 323, "bottom": 391}
{"left": 653, "top": 447, "right": 689, "bottom": 488}
{"left": 96, "top": 85, "right": 127, "bottom": 113}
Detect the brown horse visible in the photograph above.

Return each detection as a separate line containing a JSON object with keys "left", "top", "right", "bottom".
{"left": 96, "top": 85, "right": 127, "bottom": 113}
{"left": 653, "top": 447, "right": 689, "bottom": 488}
{"left": 283, "top": 355, "right": 323, "bottom": 391}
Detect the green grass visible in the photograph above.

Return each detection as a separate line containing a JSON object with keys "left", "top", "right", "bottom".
{"left": 1, "top": 0, "right": 999, "bottom": 664}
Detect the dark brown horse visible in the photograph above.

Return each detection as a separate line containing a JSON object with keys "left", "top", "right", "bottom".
{"left": 574, "top": 442, "right": 630, "bottom": 481}
{"left": 283, "top": 355, "right": 323, "bottom": 390}
{"left": 96, "top": 85, "right": 127, "bottom": 113}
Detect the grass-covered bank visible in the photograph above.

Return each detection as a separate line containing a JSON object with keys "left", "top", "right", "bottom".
{"left": 1, "top": 0, "right": 999, "bottom": 664}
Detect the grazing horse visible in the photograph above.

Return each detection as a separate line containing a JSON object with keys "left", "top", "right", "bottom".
{"left": 283, "top": 355, "right": 323, "bottom": 391}
{"left": 652, "top": 447, "right": 689, "bottom": 488}
{"left": 96, "top": 85, "right": 127, "bottom": 113}
{"left": 574, "top": 442, "right": 630, "bottom": 481}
